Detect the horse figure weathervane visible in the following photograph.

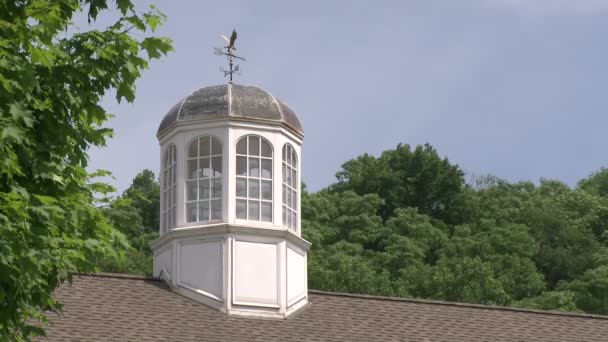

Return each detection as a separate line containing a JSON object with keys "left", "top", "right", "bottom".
{"left": 214, "top": 29, "right": 246, "bottom": 83}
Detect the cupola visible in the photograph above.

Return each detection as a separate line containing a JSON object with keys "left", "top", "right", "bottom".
{"left": 151, "top": 82, "right": 310, "bottom": 318}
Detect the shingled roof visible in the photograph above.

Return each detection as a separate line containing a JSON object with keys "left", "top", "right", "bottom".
{"left": 39, "top": 273, "right": 608, "bottom": 341}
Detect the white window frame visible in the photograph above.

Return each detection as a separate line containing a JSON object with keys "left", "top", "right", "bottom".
{"left": 185, "top": 135, "right": 223, "bottom": 223}
{"left": 235, "top": 135, "right": 273, "bottom": 223}
{"left": 162, "top": 144, "right": 177, "bottom": 233}
{"left": 282, "top": 144, "right": 298, "bottom": 231}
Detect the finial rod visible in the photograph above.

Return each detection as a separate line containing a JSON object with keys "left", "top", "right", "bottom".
{"left": 214, "top": 29, "right": 246, "bottom": 83}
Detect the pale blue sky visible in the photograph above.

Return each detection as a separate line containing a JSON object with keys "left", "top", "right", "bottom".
{"left": 88, "top": 0, "right": 608, "bottom": 194}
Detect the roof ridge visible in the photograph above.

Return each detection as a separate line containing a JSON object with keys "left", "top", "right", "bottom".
{"left": 255, "top": 84, "right": 285, "bottom": 122}
{"left": 308, "top": 289, "right": 608, "bottom": 321}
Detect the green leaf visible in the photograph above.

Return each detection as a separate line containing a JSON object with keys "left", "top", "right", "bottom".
{"left": 1, "top": 126, "right": 23, "bottom": 143}
{"left": 29, "top": 47, "right": 55, "bottom": 67}
{"left": 9, "top": 103, "right": 34, "bottom": 128}
{"left": 140, "top": 37, "right": 173, "bottom": 59}
{"left": 125, "top": 15, "right": 146, "bottom": 31}
{"left": 116, "top": 0, "right": 134, "bottom": 15}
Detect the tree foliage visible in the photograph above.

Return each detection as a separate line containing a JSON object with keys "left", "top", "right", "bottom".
{"left": 98, "top": 169, "right": 160, "bottom": 276}
{"left": 301, "top": 143, "right": 608, "bottom": 315}
{"left": 0, "top": 0, "right": 171, "bottom": 339}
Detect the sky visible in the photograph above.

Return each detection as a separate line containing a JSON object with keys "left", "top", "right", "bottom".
{"left": 87, "top": 0, "right": 608, "bottom": 194}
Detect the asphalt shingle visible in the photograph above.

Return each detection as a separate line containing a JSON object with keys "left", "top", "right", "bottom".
{"left": 38, "top": 273, "right": 608, "bottom": 341}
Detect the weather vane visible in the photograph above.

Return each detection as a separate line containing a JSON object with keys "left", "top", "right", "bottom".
{"left": 214, "top": 29, "right": 246, "bottom": 83}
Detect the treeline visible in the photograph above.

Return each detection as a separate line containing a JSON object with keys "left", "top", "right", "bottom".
{"left": 103, "top": 144, "right": 608, "bottom": 315}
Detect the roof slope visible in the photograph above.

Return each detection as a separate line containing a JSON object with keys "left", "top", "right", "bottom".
{"left": 39, "top": 274, "right": 608, "bottom": 341}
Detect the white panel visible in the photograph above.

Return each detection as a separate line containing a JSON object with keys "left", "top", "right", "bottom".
{"left": 179, "top": 241, "right": 223, "bottom": 299}
{"left": 287, "top": 247, "right": 306, "bottom": 305}
{"left": 233, "top": 240, "right": 278, "bottom": 306}
{"left": 158, "top": 248, "right": 172, "bottom": 278}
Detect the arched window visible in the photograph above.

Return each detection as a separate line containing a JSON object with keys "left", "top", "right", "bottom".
{"left": 282, "top": 144, "right": 298, "bottom": 231}
{"left": 162, "top": 144, "right": 177, "bottom": 232}
{"left": 186, "top": 136, "right": 223, "bottom": 223}
{"left": 236, "top": 135, "right": 273, "bottom": 222}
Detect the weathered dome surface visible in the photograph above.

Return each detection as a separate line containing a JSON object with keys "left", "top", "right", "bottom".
{"left": 157, "top": 84, "right": 303, "bottom": 136}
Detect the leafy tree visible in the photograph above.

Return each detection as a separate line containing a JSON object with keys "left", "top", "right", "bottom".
{"left": 298, "top": 144, "right": 608, "bottom": 314}
{"left": 579, "top": 168, "right": 608, "bottom": 198}
{"left": 425, "top": 256, "right": 510, "bottom": 305}
{"left": 0, "top": 0, "right": 171, "bottom": 338}
{"left": 513, "top": 291, "right": 580, "bottom": 312}
{"left": 332, "top": 144, "right": 466, "bottom": 224}
{"left": 308, "top": 241, "right": 400, "bottom": 297}
{"left": 121, "top": 169, "right": 160, "bottom": 235}
{"left": 561, "top": 265, "right": 608, "bottom": 315}
{"left": 98, "top": 170, "right": 161, "bottom": 276}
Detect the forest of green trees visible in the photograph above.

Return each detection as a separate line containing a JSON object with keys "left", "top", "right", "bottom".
{"left": 102, "top": 143, "right": 608, "bottom": 316}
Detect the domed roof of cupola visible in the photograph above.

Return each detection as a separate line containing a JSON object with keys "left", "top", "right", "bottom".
{"left": 157, "top": 83, "right": 303, "bottom": 137}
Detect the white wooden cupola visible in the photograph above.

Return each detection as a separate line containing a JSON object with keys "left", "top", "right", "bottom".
{"left": 151, "top": 83, "right": 310, "bottom": 318}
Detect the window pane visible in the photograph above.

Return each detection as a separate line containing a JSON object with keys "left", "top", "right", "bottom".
{"left": 282, "top": 164, "right": 286, "bottom": 184}
{"left": 200, "top": 158, "right": 211, "bottom": 178}
{"left": 287, "top": 209, "right": 291, "bottom": 227}
{"left": 188, "top": 140, "right": 197, "bottom": 158}
{"left": 188, "top": 160, "right": 198, "bottom": 180}
{"left": 236, "top": 177, "right": 247, "bottom": 197}
{"left": 171, "top": 209, "right": 176, "bottom": 228}
{"left": 212, "top": 178, "right": 222, "bottom": 198}
{"left": 282, "top": 207, "right": 287, "bottom": 226}
{"left": 211, "top": 199, "right": 221, "bottom": 220}
{"left": 261, "top": 140, "right": 272, "bottom": 157}
{"left": 261, "top": 159, "right": 272, "bottom": 179}
{"left": 261, "top": 202, "right": 272, "bottom": 222}
{"left": 286, "top": 166, "right": 292, "bottom": 185}
{"left": 286, "top": 146, "right": 291, "bottom": 166}
{"left": 236, "top": 199, "right": 247, "bottom": 219}
{"left": 199, "top": 179, "right": 210, "bottom": 199}
{"left": 212, "top": 156, "right": 222, "bottom": 177}
{"left": 187, "top": 203, "right": 197, "bottom": 222}
{"left": 282, "top": 185, "right": 287, "bottom": 205}
{"left": 292, "top": 211, "right": 297, "bottom": 230}
{"left": 236, "top": 138, "right": 247, "bottom": 154}
{"left": 292, "top": 189, "right": 297, "bottom": 209}
{"left": 283, "top": 145, "right": 287, "bottom": 161}
{"left": 169, "top": 187, "right": 175, "bottom": 206}
{"left": 199, "top": 201, "right": 210, "bottom": 221}
{"left": 249, "top": 157, "right": 259, "bottom": 177}
{"left": 249, "top": 179, "right": 260, "bottom": 199}
{"left": 199, "top": 136, "right": 210, "bottom": 156}
{"left": 291, "top": 169, "right": 297, "bottom": 187}
{"left": 261, "top": 180, "right": 272, "bottom": 200}
{"left": 248, "top": 200, "right": 259, "bottom": 220}
{"left": 211, "top": 137, "right": 222, "bottom": 156}
{"left": 236, "top": 156, "right": 246, "bottom": 176}
{"left": 291, "top": 150, "right": 297, "bottom": 167}
{"left": 249, "top": 136, "right": 260, "bottom": 156}
{"left": 172, "top": 166, "right": 176, "bottom": 184}
{"left": 287, "top": 189, "right": 292, "bottom": 209}
{"left": 187, "top": 180, "right": 197, "bottom": 201}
